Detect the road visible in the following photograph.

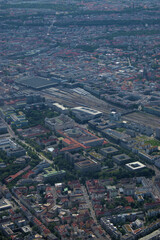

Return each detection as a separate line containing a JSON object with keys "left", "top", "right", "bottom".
{"left": 51, "top": 186, "right": 57, "bottom": 206}
{"left": 20, "top": 139, "right": 53, "bottom": 165}
{"left": 81, "top": 185, "right": 111, "bottom": 240}
{"left": 146, "top": 163, "right": 160, "bottom": 181}
{"left": 1, "top": 117, "right": 16, "bottom": 138}
{"left": 81, "top": 185, "right": 97, "bottom": 223}
{"left": 2, "top": 118, "right": 53, "bottom": 165}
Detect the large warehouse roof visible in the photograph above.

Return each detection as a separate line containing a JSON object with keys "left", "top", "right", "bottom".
{"left": 72, "top": 106, "right": 102, "bottom": 116}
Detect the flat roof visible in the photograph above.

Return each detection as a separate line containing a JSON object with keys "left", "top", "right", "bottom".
{"left": 75, "top": 159, "right": 98, "bottom": 167}
{"left": 43, "top": 168, "right": 65, "bottom": 178}
{"left": 126, "top": 161, "right": 146, "bottom": 170}
{"left": 101, "top": 146, "right": 118, "bottom": 153}
{"left": 44, "top": 168, "right": 57, "bottom": 174}
{"left": 53, "top": 103, "right": 68, "bottom": 111}
{"left": 139, "top": 228, "right": 160, "bottom": 240}
{"left": 0, "top": 199, "right": 12, "bottom": 211}
{"left": 15, "top": 76, "right": 60, "bottom": 89}
{"left": 113, "top": 154, "right": 130, "bottom": 161}
{"left": 72, "top": 106, "right": 102, "bottom": 115}
{"left": 47, "top": 147, "right": 54, "bottom": 152}
{"left": 103, "top": 128, "right": 129, "bottom": 140}
{"left": 22, "top": 225, "right": 32, "bottom": 233}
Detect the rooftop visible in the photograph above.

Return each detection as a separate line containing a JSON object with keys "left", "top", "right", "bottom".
{"left": 75, "top": 159, "right": 99, "bottom": 167}
{"left": 126, "top": 161, "right": 146, "bottom": 171}
{"left": 72, "top": 106, "right": 102, "bottom": 115}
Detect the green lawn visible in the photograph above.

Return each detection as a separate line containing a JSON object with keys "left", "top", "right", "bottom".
{"left": 144, "top": 139, "right": 160, "bottom": 146}
{"left": 116, "top": 128, "right": 126, "bottom": 133}
{"left": 89, "top": 151, "right": 103, "bottom": 160}
{"left": 136, "top": 136, "right": 160, "bottom": 146}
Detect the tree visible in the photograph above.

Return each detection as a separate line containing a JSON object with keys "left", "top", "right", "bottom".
{"left": 48, "top": 223, "right": 56, "bottom": 233}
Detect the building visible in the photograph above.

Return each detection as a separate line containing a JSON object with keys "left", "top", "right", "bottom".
{"left": 0, "top": 138, "right": 25, "bottom": 157}
{"left": 43, "top": 167, "right": 66, "bottom": 182}
{"left": 45, "top": 114, "right": 74, "bottom": 132}
{"left": 64, "top": 152, "right": 85, "bottom": 163}
{"left": 26, "top": 93, "right": 44, "bottom": 104}
{"left": 17, "top": 125, "right": 49, "bottom": 138}
{"left": 123, "top": 185, "right": 135, "bottom": 196}
{"left": 0, "top": 199, "right": 12, "bottom": 211}
{"left": 15, "top": 76, "right": 60, "bottom": 90}
{"left": 10, "top": 113, "right": 28, "bottom": 128}
{"left": 126, "top": 162, "right": 146, "bottom": 171}
{"left": 1, "top": 226, "right": 14, "bottom": 238}
{"left": 0, "top": 138, "right": 13, "bottom": 150}
{"left": 0, "top": 162, "right": 6, "bottom": 168}
{"left": 83, "top": 138, "right": 104, "bottom": 147}
{"left": 139, "top": 228, "right": 160, "bottom": 240}
{"left": 7, "top": 146, "right": 26, "bottom": 158}
{"left": 113, "top": 154, "right": 131, "bottom": 165}
{"left": 101, "top": 217, "right": 121, "bottom": 239}
{"left": 74, "top": 159, "right": 101, "bottom": 174}
{"left": 102, "top": 128, "right": 130, "bottom": 143}
{"left": 88, "top": 151, "right": 104, "bottom": 161}
{"left": 106, "top": 186, "right": 118, "bottom": 198}
{"left": 52, "top": 103, "right": 68, "bottom": 113}
{"left": 100, "top": 146, "right": 119, "bottom": 157}
{"left": 155, "top": 128, "right": 160, "bottom": 139}
{"left": 59, "top": 126, "right": 105, "bottom": 152}
{"left": 21, "top": 225, "right": 32, "bottom": 234}
{"left": 71, "top": 106, "right": 102, "bottom": 122}
{"left": 109, "top": 111, "right": 121, "bottom": 122}
{"left": 0, "top": 107, "right": 15, "bottom": 123}
{"left": 33, "top": 160, "right": 50, "bottom": 175}
{"left": 5, "top": 165, "right": 30, "bottom": 184}
{"left": 155, "top": 159, "right": 160, "bottom": 169}
{"left": 0, "top": 119, "right": 7, "bottom": 134}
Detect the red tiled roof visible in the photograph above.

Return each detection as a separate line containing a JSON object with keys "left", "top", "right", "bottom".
{"left": 22, "top": 170, "right": 34, "bottom": 179}
{"left": 34, "top": 217, "right": 42, "bottom": 226}
{"left": 125, "top": 196, "right": 135, "bottom": 203}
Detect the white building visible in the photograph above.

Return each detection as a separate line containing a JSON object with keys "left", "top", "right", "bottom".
{"left": 71, "top": 106, "right": 102, "bottom": 122}
{"left": 125, "top": 161, "right": 146, "bottom": 171}
{"left": 52, "top": 103, "right": 68, "bottom": 113}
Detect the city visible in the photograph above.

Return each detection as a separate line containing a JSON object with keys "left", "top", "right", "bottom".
{"left": 0, "top": 0, "right": 160, "bottom": 239}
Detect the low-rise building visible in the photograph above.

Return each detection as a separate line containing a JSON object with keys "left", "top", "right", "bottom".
{"left": 7, "top": 146, "right": 26, "bottom": 158}
{"left": 126, "top": 162, "right": 146, "bottom": 171}
{"left": 101, "top": 217, "right": 121, "bottom": 239}
{"left": 45, "top": 114, "right": 74, "bottom": 132}
{"left": 0, "top": 119, "right": 7, "bottom": 134}
{"left": 113, "top": 154, "right": 131, "bottom": 165}
{"left": 102, "top": 128, "right": 130, "bottom": 143}
{"left": 106, "top": 186, "right": 118, "bottom": 198}
{"left": 71, "top": 106, "right": 102, "bottom": 122}
{"left": 0, "top": 138, "right": 25, "bottom": 157}
{"left": 139, "top": 228, "right": 160, "bottom": 240}
{"left": 52, "top": 103, "right": 68, "bottom": 113}
{"left": 100, "top": 146, "right": 119, "bottom": 157}
{"left": 0, "top": 199, "right": 12, "bottom": 211}
{"left": 43, "top": 167, "right": 66, "bottom": 182}
{"left": 64, "top": 152, "right": 85, "bottom": 163}
{"left": 88, "top": 151, "right": 104, "bottom": 161}
{"left": 74, "top": 159, "right": 101, "bottom": 174}
{"left": 10, "top": 113, "right": 28, "bottom": 128}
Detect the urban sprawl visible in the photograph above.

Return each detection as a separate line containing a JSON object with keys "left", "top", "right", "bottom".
{"left": 0, "top": 0, "right": 160, "bottom": 239}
